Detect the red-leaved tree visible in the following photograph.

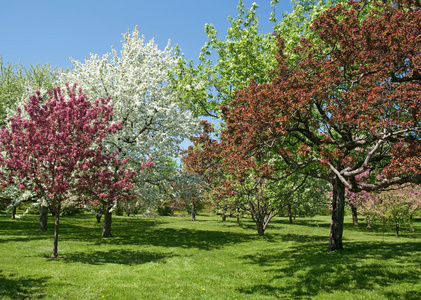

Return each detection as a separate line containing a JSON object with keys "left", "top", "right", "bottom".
{"left": 0, "top": 84, "right": 135, "bottom": 257}
{"left": 203, "top": 0, "right": 421, "bottom": 250}
{"left": 183, "top": 121, "right": 293, "bottom": 236}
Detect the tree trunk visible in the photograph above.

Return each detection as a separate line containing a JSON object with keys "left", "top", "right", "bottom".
{"left": 236, "top": 206, "right": 240, "bottom": 226}
{"left": 256, "top": 220, "right": 265, "bottom": 237}
{"left": 395, "top": 225, "right": 399, "bottom": 237}
{"left": 102, "top": 205, "right": 112, "bottom": 237}
{"left": 329, "top": 178, "right": 346, "bottom": 251}
{"left": 350, "top": 203, "right": 358, "bottom": 226}
{"left": 11, "top": 205, "right": 16, "bottom": 219}
{"left": 366, "top": 216, "right": 372, "bottom": 230}
{"left": 51, "top": 203, "right": 61, "bottom": 258}
{"left": 191, "top": 202, "right": 196, "bottom": 221}
{"left": 221, "top": 205, "right": 227, "bottom": 221}
{"left": 287, "top": 204, "right": 293, "bottom": 224}
{"left": 39, "top": 205, "right": 48, "bottom": 231}
{"left": 96, "top": 213, "right": 102, "bottom": 223}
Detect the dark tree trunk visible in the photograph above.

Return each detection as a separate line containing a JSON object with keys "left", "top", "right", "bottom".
{"left": 39, "top": 205, "right": 48, "bottom": 231}
{"left": 51, "top": 203, "right": 61, "bottom": 258}
{"left": 395, "top": 225, "right": 399, "bottom": 237}
{"left": 96, "top": 213, "right": 102, "bottom": 223}
{"left": 329, "top": 178, "right": 346, "bottom": 251}
{"left": 11, "top": 205, "right": 16, "bottom": 219}
{"left": 221, "top": 205, "right": 227, "bottom": 221}
{"left": 287, "top": 204, "right": 293, "bottom": 224}
{"left": 102, "top": 205, "right": 112, "bottom": 237}
{"left": 236, "top": 206, "right": 240, "bottom": 226}
{"left": 250, "top": 202, "right": 266, "bottom": 237}
{"left": 256, "top": 220, "right": 265, "bottom": 237}
{"left": 350, "top": 203, "right": 358, "bottom": 226}
{"left": 191, "top": 202, "right": 196, "bottom": 221}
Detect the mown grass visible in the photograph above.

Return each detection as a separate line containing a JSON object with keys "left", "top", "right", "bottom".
{"left": 0, "top": 212, "right": 420, "bottom": 299}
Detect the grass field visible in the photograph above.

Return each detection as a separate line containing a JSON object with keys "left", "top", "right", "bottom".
{"left": 0, "top": 212, "right": 420, "bottom": 299}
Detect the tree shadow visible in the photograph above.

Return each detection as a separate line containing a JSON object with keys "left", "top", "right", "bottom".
{"left": 0, "top": 215, "right": 51, "bottom": 244}
{"left": 0, "top": 215, "right": 39, "bottom": 233}
{"left": 271, "top": 216, "right": 421, "bottom": 238}
{"left": 278, "top": 233, "right": 328, "bottom": 244}
{"left": 1, "top": 214, "right": 254, "bottom": 251}
{"left": 99, "top": 227, "right": 255, "bottom": 250}
{"left": 0, "top": 236, "right": 49, "bottom": 244}
{"left": 238, "top": 241, "right": 421, "bottom": 299}
{"left": 59, "top": 249, "right": 177, "bottom": 265}
{"left": 271, "top": 217, "right": 331, "bottom": 228}
{"left": 0, "top": 270, "right": 49, "bottom": 299}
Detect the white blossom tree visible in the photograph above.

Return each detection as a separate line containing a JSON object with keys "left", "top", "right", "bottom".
{"left": 59, "top": 27, "right": 200, "bottom": 209}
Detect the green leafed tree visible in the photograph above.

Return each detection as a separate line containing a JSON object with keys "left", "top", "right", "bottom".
{"left": 0, "top": 57, "right": 62, "bottom": 125}
{"left": 214, "top": 0, "right": 421, "bottom": 251}
{"left": 170, "top": 0, "right": 280, "bottom": 118}
{"left": 170, "top": 0, "right": 359, "bottom": 118}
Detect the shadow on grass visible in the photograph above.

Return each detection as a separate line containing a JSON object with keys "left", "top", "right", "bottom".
{"left": 238, "top": 241, "right": 421, "bottom": 299}
{"left": 60, "top": 249, "right": 176, "bottom": 265}
{"left": 89, "top": 227, "right": 253, "bottom": 251}
{"left": 0, "top": 215, "right": 51, "bottom": 244}
{"left": 278, "top": 233, "right": 328, "bottom": 244}
{"left": 271, "top": 216, "right": 421, "bottom": 238}
{"left": 1, "top": 214, "right": 254, "bottom": 251}
{"left": 0, "top": 270, "right": 49, "bottom": 299}
{"left": 271, "top": 217, "right": 331, "bottom": 228}
{"left": 56, "top": 216, "right": 254, "bottom": 250}
{"left": 0, "top": 215, "right": 39, "bottom": 234}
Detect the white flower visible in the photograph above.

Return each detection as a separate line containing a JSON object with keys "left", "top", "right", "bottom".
{"left": 59, "top": 26, "right": 200, "bottom": 206}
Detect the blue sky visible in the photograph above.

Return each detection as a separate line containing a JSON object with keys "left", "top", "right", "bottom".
{"left": 0, "top": 0, "right": 295, "bottom": 155}
{"left": 0, "top": 0, "right": 294, "bottom": 68}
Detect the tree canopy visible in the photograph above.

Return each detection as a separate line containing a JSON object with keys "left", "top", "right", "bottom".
{"left": 184, "top": 0, "right": 421, "bottom": 249}
{"left": 59, "top": 27, "right": 200, "bottom": 209}
{"left": 0, "top": 84, "right": 135, "bottom": 257}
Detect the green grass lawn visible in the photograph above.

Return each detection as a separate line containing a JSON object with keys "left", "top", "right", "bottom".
{"left": 0, "top": 212, "right": 420, "bottom": 299}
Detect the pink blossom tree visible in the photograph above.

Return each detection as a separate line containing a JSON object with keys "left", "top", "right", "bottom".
{"left": 0, "top": 84, "right": 135, "bottom": 258}
{"left": 353, "top": 184, "right": 421, "bottom": 237}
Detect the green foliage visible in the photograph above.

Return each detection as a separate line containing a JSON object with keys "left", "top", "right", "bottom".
{"left": 61, "top": 206, "right": 84, "bottom": 217}
{"left": 170, "top": 0, "right": 369, "bottom": 118}
{"left": 157, "top": 204, "right": 173, "bottom": 216}
{"left": 0, "top": 57, "right": 63, "bottom": 125}
{"left": 276, "top": 175, "right": 331, "bottom": 217}
{"left": 275, "top": 0, "right": 346, "bottom": 55}
{"left": 170, "top": 0, "right": 278, "bottom": 118}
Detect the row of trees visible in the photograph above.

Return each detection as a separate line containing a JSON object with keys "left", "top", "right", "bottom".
{"left": 0, "top": 28, "right": 201, "bottom": 257}
{"left": 1, "top": 0, "right": 420, "bottom": 255}
{"left": 180, "top": 0, "right": 421, "bottom": 250}
{"left": 347, "top": 181, "right": 421, "bottom": 236}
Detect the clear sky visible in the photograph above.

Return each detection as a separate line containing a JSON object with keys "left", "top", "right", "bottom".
{"left": 0, "top": 0, "right": 295, "bottom": 155}
{"left": 0, "top": 0, "right": 294, "bottom": 69}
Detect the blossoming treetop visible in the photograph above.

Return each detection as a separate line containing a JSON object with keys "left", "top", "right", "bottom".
{"left": 0, "top": 84, "right": 136, "bottom": 257}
